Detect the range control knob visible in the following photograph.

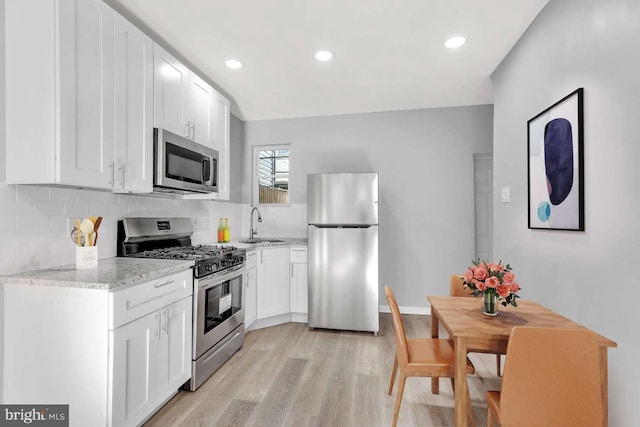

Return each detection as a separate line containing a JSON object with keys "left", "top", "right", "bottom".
{"left": 204, "top": 264, "right": 212, "bottom": 272}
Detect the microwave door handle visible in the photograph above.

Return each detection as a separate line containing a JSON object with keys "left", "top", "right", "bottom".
{"left": 203, "top": 158, "right": 213, "bottom": 186}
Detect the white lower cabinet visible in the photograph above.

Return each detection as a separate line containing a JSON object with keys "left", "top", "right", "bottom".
{"left": 244, "top": 252, "right": 258, "bottom": 329}
{"left": 111, "top": 296, "right": 192, "bottom": 427}
{"left": 257, "top": 248, "right": 290, "bottom": 319}
{"left": 1, "top": 268, "right": 192, "bottom": 427}
{"left": 290, "top": 264, "right": 308, "bottom": 314}
{"left": 110, "top": 309, "right": 159, "bottom": 427}
{"left": 246, "top": 246, "right": 309, "bottom": 330}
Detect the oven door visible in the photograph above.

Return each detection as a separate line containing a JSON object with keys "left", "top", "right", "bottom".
{"left": 194, "top": 264, "right": 245, "bottom": 358}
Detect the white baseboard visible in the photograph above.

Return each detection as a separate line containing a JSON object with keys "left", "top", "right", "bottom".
{"left": 379, "top": 305, "right": 431, "bottom": 316}
{"left": 290, "top": 312, "right": 308, "bottom": 323}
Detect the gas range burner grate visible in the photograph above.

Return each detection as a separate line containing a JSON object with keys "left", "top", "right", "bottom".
{"left": 137, "top": 245, "right": 239, "bottom": 260}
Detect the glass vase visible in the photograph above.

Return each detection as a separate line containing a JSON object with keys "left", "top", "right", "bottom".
{"left": 481, "top": 291, "right": 499, "bottom": 316}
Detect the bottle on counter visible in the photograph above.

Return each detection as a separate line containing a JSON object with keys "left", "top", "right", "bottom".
{"left": 217, "top": 218, "right": 224, "bottom": 243}
{"left": 223, "top": 218, "right": 230, "bottom": 243}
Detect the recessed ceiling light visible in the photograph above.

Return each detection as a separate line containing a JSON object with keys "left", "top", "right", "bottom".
{"left": 445, "top": 36, "right": 466, "bottom": 49}
{"left": 314, "top": 50, "right": 333, "bottom": 62}
{"left": 225, "top": 59, "right": 243, "bottom": 69}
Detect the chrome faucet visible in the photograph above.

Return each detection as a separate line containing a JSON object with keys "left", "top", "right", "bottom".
{"left": 249, "top": 207, "right": 262, "bottom": 240}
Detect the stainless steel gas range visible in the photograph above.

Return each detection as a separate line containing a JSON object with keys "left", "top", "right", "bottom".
{"left": 117, "top": 217, "right": 246, "bottom": 390}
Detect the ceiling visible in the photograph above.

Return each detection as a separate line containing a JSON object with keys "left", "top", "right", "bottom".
{"left": 108, "top": 0, "right": 549, "bottom": 121}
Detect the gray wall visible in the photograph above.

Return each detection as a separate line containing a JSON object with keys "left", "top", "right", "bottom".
{"left": 243, "top": 106, "right": 493, "bottom": 307}
{"left": 228, "top": 114, "right": 244, "bottom": 203}
{"left": 491, "top": 0, "right": 639, "bottom": 424}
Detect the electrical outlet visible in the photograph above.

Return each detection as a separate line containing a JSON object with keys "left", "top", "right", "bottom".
{"left": 67, "top": 217, "right": 80, "bottom": 238}
{"left": 501, "top": 187, "right": 510, "bottom": 203}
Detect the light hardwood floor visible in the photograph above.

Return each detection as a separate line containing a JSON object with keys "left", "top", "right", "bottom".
{"left": 144, "top": 314, "right": 502, "bottom": 427}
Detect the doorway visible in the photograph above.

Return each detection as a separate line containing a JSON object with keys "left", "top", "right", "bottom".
{"left": 473, "top": 153, "right": 493, "bottom": 261}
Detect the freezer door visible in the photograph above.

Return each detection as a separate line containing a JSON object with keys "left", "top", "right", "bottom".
{"left": 307, "top": 173, "right": 378, "bottom": 225}
{"left": 308, "top": 225, "right": 379, "bottom": 333}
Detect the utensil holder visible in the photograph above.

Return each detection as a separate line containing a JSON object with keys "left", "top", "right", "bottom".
{"left": 76, "top": 246, "right": 98, "bottom": 269}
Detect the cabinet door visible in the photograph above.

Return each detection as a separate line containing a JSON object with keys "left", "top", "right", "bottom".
{"left": 114, "top": 13, "right": 153, "bottom": 193}
{"left": 111, "top": 311, "right": 159, "bottom": 427}
{"left": 154, "top": 43, "right": 189, "bottom": 138}
{"left": 245, "top": 266, "right": 257, "bottom": 329}
{"left": 189, "top": 73, "right": 215, "bottom": 148}
{"left": 58, "top": 0, "right": 115, "bottom": 189}
{"left": 213, "top": 91, "right": 231, "bottom": 200}
{"left": 290, "top": 263, "right": 309, "bottom": 314}
{"left": 257, "top": 248, "right": 290, "bottom": 319}
{"left": 157, "top": 297, "right": 193, "bottom": 401}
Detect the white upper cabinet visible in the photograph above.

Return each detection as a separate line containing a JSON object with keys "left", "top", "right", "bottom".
{"left": 189, "top": 73, "right": 215, "bottom": 149}
{"left": 153, "top": 42, "right": 231, "bottom": 199}
{"left": 153, "top": 43, "right": 190, "bottom": 139}
{"left": 154, "top": 43, "right": 215, "bottom": 149}
{"left": 114, "top": 13, "right": 154, "bottom": 193}
{"left": 214, "top": 91, "right": 231, "bottom": 200}
{"left": 6, "top": 0, "right": 115, "bottom": 189}
{"left": 6, "top": 1, "right": 154, "bottom": 193}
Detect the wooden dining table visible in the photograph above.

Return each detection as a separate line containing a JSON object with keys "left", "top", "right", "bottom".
{"left": 427, "top": 296, "right": 617, "bottom": 427}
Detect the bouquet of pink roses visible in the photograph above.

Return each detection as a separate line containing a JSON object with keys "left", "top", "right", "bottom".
{"left": 463, "top": 260, "right": 521, "bottom": 307}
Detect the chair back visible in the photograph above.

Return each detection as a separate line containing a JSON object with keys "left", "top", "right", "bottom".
{"left": 384, "top": 286, "right": 409, "bottom": 368}
{"left": 449, "top": 274, "right": 472, "bottom": 297}
{"left": 500, "top": 326, "right": 602, "bottom": 427}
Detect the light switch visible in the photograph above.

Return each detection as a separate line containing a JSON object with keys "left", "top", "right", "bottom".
{"left": 501, "top": 187, "right": 510, "bottom": 203}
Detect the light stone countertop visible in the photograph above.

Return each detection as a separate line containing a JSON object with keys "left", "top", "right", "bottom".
{"left": 0, "top": 258, "right": 194, "bottom": 291}
{"left": 201, "top": 237, "right": 308, "bottom": 250}
{"left": 233, "top": 237, "right": 308, "bottom": 250}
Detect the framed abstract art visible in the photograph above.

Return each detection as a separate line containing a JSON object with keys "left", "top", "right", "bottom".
{"left": 527, "top": 88, "right": 584, "bottom": 231}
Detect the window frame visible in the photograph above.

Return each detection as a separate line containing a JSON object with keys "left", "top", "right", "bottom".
{"left": 253, "top": 144, "right": 291, "bottom": 206}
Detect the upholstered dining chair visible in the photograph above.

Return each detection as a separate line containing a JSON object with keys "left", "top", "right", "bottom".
{"left": 486, "top": 326, "right": 602, "bottom": 427}
{"left": 450, "top": 274, "right": 504, "bottom": 376}
{"left": 385, "top": 285, "right": 476, "bottom": 427}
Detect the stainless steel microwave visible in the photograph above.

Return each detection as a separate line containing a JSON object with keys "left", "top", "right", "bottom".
{"left": 154, "top": 128, "right": 218, "bottom": 194}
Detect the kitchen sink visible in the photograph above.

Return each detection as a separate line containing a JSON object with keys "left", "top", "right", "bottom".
{"left": 238, "top": 238, "right": 285, "bottom": 244}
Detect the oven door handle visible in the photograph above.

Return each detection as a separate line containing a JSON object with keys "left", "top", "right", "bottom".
{"left": 198, "top": 264, "right": 245, "bottom": 289}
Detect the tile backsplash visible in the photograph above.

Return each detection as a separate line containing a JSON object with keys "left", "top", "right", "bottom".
{"left": 0, "top": 183, "right": 309, "bottom": 276}
{"left": 0, "top": 183, "right": 243, "bottom": 275}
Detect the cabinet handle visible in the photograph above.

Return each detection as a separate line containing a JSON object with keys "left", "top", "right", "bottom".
{"left": 117, "top": 163, "right": 125, "bottom": 187}
{"left": 108, "top": 161, "right": 115, "bottom": 185}
{"left": 154, "top": 280, "right": 175, "bottom": 288}
{"left": 291, "top": 264, "right": 294, "bottom": 278}
{"left": 156, "top": 312, "right": 160, "bottom": 338}
{"left": 122, "top": 163, "right": 126, "bottom": 186}
{"left": 185, "top": 121, "right": 191, "bottom": 138}
{"left": 161, "top": 309, "right": 168, "bottom": 334}
{"left": 191, "top": 123, "right": 195, "bottom": 140}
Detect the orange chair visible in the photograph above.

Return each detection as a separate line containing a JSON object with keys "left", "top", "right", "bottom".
{"left": 486, "top": 326, "right": 602, "bottom": 427}
{"left": 450, "top": 274, "right": 504, "bottom": 376}
{"left": 385, "top": 285, "right": 476, "bottom": 427}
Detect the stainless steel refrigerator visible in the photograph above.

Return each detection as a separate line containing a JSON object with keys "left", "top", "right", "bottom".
{"left": 307, "top": 172, "right": 379, "bottom": 334}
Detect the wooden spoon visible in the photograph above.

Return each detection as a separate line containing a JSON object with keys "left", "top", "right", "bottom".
{"left": 92, "top": 217, "right": 103, "bottom": 245}
{"left": 79, "top": 218, "right": 94, "bottom": 247}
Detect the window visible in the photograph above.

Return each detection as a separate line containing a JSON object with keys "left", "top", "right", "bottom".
{"left": 254, "top": 146, "right": 290, "bottom": 205}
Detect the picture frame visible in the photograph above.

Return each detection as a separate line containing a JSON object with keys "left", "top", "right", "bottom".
{"left": 527, "top": 88, "right": 584, "bottom": 231}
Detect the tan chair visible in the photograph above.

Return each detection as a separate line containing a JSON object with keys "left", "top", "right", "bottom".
{"left": 486, "top": 326, "right": 602, "bottom": 427}
{"left": 385, "top": 285, "right": 476, "bottom": 427}
{"left": 450, "top": 274, "right": 504, "bottom": 376}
